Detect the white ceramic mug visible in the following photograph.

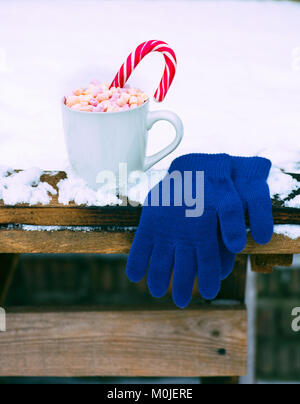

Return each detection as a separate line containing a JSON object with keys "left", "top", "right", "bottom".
{"left": 62, "top": 100, "right": 183, "bottom": 190}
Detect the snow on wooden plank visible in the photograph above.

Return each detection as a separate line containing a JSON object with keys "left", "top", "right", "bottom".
{"left": 0, "top": 171, "right": 299, "bottom": 227}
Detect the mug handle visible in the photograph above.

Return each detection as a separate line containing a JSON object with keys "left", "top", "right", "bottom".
{"left": 144, "top": 110, "right": 184, "bottom": 171}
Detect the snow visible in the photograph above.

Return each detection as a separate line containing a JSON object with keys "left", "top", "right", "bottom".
{"left": 268, "top": 167, "right": 300, "bottom": 204}
{"left": 0, "top": 0, "right": 299, "bottom": 173}
{"left": 2, "top": 224, "right": 137, "bottom": 233}
{"left": 0, "top": 166, "right": 57, "bottom": 205}
{"left": 0, "top": 163, "right": 299, "bottom": 207}
{"left": 57, "top": 170, "right": 123, "bottom": 206}
{"left": 274, "top": 225, "right": 300, "bottom": 240}
{"left": 57, "top": 168, "right": 167, "bottom": 206}
{"left": 285, "top": 195, "right": 300, "bottom": 209}
{"left": 0, "top": 163, "right": 167, "bottom": 207}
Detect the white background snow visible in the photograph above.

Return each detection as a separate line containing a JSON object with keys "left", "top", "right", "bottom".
{"left": 0, "top": 0, "right": 299, "bottom": 217}
{"left": 0, "top": 0, "right": 299, "bottom": 172}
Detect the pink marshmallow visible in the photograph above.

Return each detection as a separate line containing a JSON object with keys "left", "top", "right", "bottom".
{"left": 93, "top": 105, "right": 104, "bottom": 112}
{"left": 89, "top": 98, "right": 99, "bottom": 107}
{"left": 66, "top": 82, "right": 148, "bottom": 113}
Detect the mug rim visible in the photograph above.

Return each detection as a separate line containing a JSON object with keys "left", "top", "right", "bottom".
{"left": 62, "top": 97, "right": 149, "bottom": 115}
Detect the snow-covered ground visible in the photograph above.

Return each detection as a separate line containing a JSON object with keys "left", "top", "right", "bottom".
{"left": 0, "top": 0, "right": 299, "bottom": 173}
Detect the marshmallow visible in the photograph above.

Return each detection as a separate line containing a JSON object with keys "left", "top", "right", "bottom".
{"left": 129, "top": 96, "right": 138, "bottom": 105}
{"left": 73, "top": 88, "right": 84, "bottom": 96}
{"left": 93, "top": 105, "right": 105, "bottom": 112}
{"left": 89, "top": 98, "right": 99, "bottom": 107}
{"left": 65, "top": 81, "right": 149, "bottom": 113}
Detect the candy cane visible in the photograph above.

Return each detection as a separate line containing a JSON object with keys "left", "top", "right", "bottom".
{"left": 110, "top": 40, "right": 177, "bottom": 102}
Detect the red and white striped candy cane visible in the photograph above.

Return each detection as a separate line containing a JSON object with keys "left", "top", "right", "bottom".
{"left": 110, "top": 40, "right": 177, "bottom": 102}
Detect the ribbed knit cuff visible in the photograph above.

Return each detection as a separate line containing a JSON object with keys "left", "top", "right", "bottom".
{"left": 168, "top": 153, "right": 232, "bottom": 178}
{"left": 231, "top": 156, "right": 272, "bottom": 180}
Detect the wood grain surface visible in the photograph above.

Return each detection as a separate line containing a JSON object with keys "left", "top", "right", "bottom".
{"left": 0, "top": 305, "right": 247, "bottom": 377}
{"left": 0, "top": 229, "right": 298, "bottom": 254}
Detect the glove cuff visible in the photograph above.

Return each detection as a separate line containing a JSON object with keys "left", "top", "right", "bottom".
{"left": 169, "top": 153, "right": 232, "bottom": 178}
{"left": 232, "top": 156, "right": 272, "bottom": 180}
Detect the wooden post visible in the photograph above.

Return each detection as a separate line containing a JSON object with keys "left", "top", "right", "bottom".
{"left": 0, "top": 254, "right": 19, "bottom": 305}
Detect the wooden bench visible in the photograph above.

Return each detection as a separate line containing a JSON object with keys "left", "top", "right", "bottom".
{"left": 0, "top": 171, "right": 299, "bottom": 382}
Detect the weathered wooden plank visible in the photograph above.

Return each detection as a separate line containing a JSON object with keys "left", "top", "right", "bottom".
{"left": 0, "top": 229, "right": 135, "bottom": 254}
{"left": 0, "top": 206, "right": 298, "bottom": 227}
{"left": 271, "top": 207, "right": 300, "bottom": 225}
{"left": 0, "top": 206, "right": 142, "bottom": 227}
{"left": 0, "top": 229, "right": 298, "bottom": 255}
{"left": 250, "top": 254, "right": 294, "bottom": 274}
{"left": 0, "top": 305, "right": 247, "bottom": 377}
{"left": 243, "top": 234, "right": 300, "bottom": 255}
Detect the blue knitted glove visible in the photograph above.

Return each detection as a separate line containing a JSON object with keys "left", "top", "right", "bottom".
{"left": 220, "top": 156, "right": 274, "bottom": 280}
{"left": 126, "top": 154, "right": 247, "bottom": 308}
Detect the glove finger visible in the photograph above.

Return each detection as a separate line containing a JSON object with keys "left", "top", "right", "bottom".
{"left": 218, "top": 231, "right": 236, "bottom": 280}
{"left": 220, "top": 246, "right": 236, "bottom": 281}
{"left": 126, "top": 234, "right": 153, "bottom": 283}
{"left": 197, "top": 243, "right": 222, "bottom": 300}
{"left": 218, "top": 189, "right": 247, "bottom": 253}
{"left": 172, "top": 246, "right": 197, "bottom": 309}
{"left": 147, "top": 242, "right": 174, "bottom": 298}
{"left": 247, "top": 185, "right": 274, "bottom": 244}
